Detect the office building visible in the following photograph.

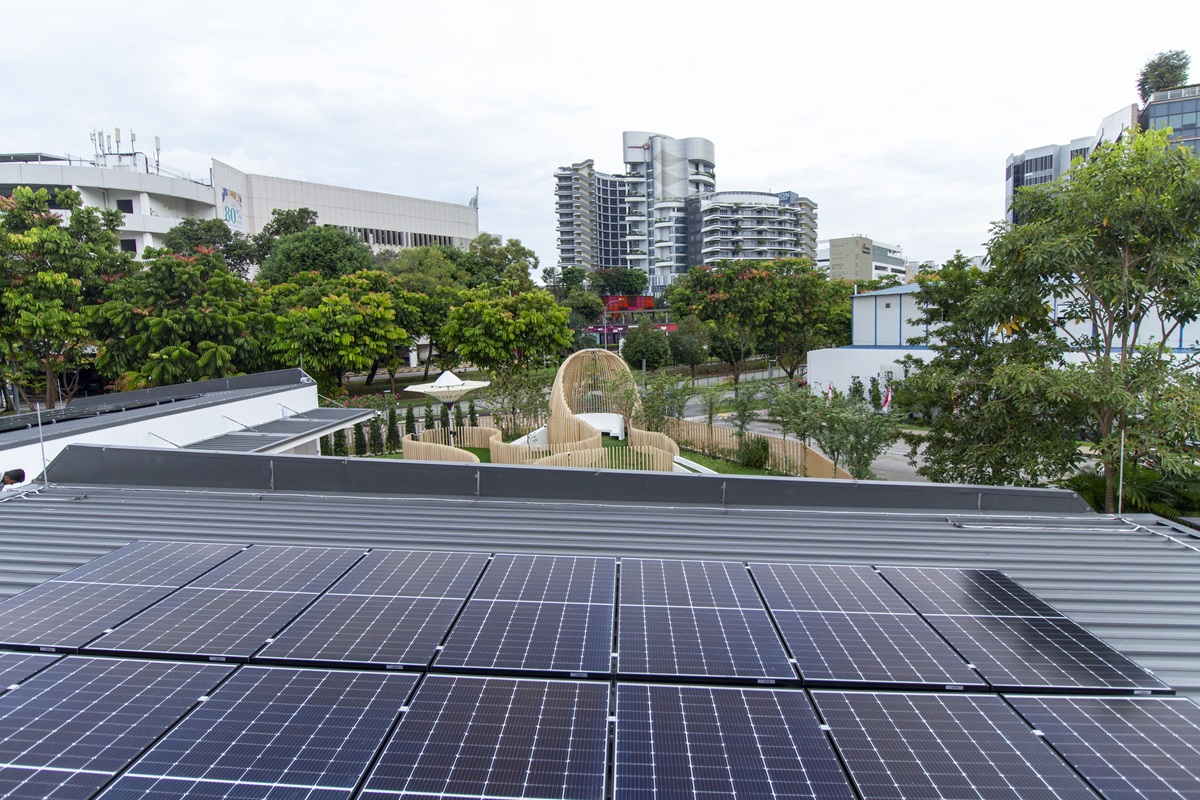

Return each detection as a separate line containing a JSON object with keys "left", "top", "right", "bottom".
{"left": 1141, "top": 83, "right": 1200, "bottom": 152}
{"left": 1003, "top": 137, "right": 1093, "bottom": 224}
{"left": 556, "top": 132, "right": 817, "bottom": 292}
{"left": 0, "top": 137, "right": 478, "bottom": 258}
{"left": 815, "top": 235, "right": 909, "bottom": 282}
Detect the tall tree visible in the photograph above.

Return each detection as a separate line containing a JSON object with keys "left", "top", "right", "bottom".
{"left": 989, "top": 128, "right": 1200, "bottom": 510}
{"left": 466, "top": 233, "right": 538, "bottom": 291}
{"left": 668, "top": 314, "right": 709, "bottom": 379}
{"left": 441, "top": 283, "right": 572, "bottom": 375}
{"left": 588, "top": 266, "right": 648, "bottom": 295}
{"left": 256, "top": 225, "right": 374, "bottom": 284}
{"left": 0, "top": 187, "right": 132, "bottom": 408}
{"left": 253, "top": 207, "right": 318, "bottom": 263}
{"left": 382, "top": 245, "right": 469, "bottom": 294}
{"left": 1138, "top": 50, "right": 1191, "bottom": 104}
{"left": 760, "top": 259, "right": 852, "bottom": 379}
{"left": 161, "top": 218, "right": 255, "bottom": 277}
{"left": 897, "top": 253, "right": 1084, "bottom": 486}
{"left": 666, "top": 260, "right": 770, "bottom": 383}
{"left": 96, "top": 246, "right": 273, "bottom": 388}
{"left": 621, "top": 318, "right": 669, "bottom": 371}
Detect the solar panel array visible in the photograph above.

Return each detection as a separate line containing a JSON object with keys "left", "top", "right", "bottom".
{"left": 0, "top": 541, "right": 1193, "bottom": 800}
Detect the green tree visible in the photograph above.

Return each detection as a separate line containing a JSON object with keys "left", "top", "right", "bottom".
{"left": 466, "top": 233, "right": 538, "bottom": 290}
{"left": 540, "top": 266, "right": 563, "bottom": 301}
{"left": 423, "top": 400, "right": 436, "bottom": 431}
{"left": 668, "top": 315, "right": 709, "bottom": 379}
{"left": 588, "top": 266, "right": 648, "bottom": 295}
{"left": 486, "top": 369, "right": 550, "bottom": 440}
{"left": 332, "top": 428, "right": 348, "bottom": 456}
{"left": 848, "top": 376, "right": 865, "bottom": 403}
{"left": 759, "top": 259, "right": 852, "bottom": 379}
{"left": 161, "top": 218, "right": 255, "bottom": 277}
{"left": 815, "top": 398, "right": 899, "bottom": 480}
{"left": 353, "top": 422, "right": 368, "bottom": 456}
{"left": 621, "top": 318, "right": 669, "bottom": 372}
{"left": 989, "top": 128, "right": 1200, "bottom": 510}
{"left": 383, "top": 245, "right": 468, "bottom": 295}
{"left": 666, "top": 261, "right": 769, "bottom": 383}
{"left": 898, "top": 253, "right": 1084, "bottom": 486}
{"left": 368, "top": 413, "right": 385, "bottom": 453}
{"left": 725, "top": 380, "right": 766, "bottom": 441}
{"left": 386, "top": 404, "right": 401, "bottom": 452}
{"left": 564, "top": 288, "right": 604, "bottom": 326}
{"left": 869, "top": 377, "right": 882, "bottom": 411}
{"left": 0, "top": 187, "right": 132, "bottom": 408}
{"left": 256, "top": 225, "right": 374, "bottom": 284}
{"left": 253, "top": 207, "right": 318, "bottom": 263}
{"left": 96, "top": 246, "right": 273, "bottom": 388}
{"left": 404, "top": 404, "right": 417, "bottom": 437}
{"left": 268, "top": 270, "right": 409, "bottom": 396}
{"left": 636, "top": 373, "right": 694, "bottom": 434}
{"left": 1138, "top": 50, "right": 1191, "bottom": 104}
{"left": 468, "top": 399, "right": 478, "bottom": 426}
{"left": 442, "top": 285, "right": 572, "bottom": 375}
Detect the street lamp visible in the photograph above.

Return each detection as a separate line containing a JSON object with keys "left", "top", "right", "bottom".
{"left": 406, "top": 370, "right": 490, "bottom": 449}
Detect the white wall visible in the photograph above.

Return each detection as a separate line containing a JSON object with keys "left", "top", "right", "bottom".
{"left": 807, "top": 347, "right": 927, "bottom": 396}
{"left": 852, "top": 292, "right": 927, "bottom": 347}
{"left": 4, "top": 384, "right": 317, "bottom": 483}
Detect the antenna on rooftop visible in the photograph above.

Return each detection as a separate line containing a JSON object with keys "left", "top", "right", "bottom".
{"left": 154, "top": 136, "right": 161, "bottom": 174}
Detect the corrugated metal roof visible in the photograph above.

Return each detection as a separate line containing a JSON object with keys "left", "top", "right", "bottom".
{"left": 2, "top": 446, "right": 1198, "bottom": 700}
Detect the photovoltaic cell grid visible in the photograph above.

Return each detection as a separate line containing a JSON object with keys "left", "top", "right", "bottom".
{"left": 361, "top": 675, "right": 609, "bottom": 800}
{"left": 0, "top": 657, "right": 232, "bottom": 800}
{"left": 812, "top": 690, "right": 1101, "bottom": 800}
{"left": 618, "top": 559, "right": 794, "bottom": 681}
{"left": 750, "top": 563, "right": 984, "bottom": 690}
{"left": 84, "top": 545, "right": 368, "bottom": 662}
{"left": 256, "top": 550, "right": 489, "bottom": 668}
{"left": 47, "top": 541, "right": 244, "bottom": 588}
{"left": 0, "top": 652, "right": 59, "bottom": 691}
{"left": 0, "top": 541, "right": 247, "bottom": 653}
{"left": 101, "top": 666, "right": 418, "bottom": 800}
{"left": 1007, "top": 695, "right": 1200, "bottom": 800}
{"left": 614, "top": 684, "right": 855, "bottom": 800}
{"left": 436, "top": 556, "right": 616, "bottom": 674}
{"left": 880, "top": 566, "right": 1066, "bottom": 618}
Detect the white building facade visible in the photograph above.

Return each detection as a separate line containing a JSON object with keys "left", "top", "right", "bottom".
{"left": 0, "top": 151, "right": 478, "bottom": 257}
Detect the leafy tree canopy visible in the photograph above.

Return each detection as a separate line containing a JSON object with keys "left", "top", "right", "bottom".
{"left": 621, "top": 318, "right": 669, "bottom": 371}
{"left": 161, "top": 218, "right": 255, "bottom": 277}
{"left": 588, "top": 266, "right": 648, "bottom": 296}
{"left": 256, "top": 225, "right": 375, "bottom": 285}
{"left": 1138, "top": 50, "right": 1191, "bottom": 104}
{"left": 442, "top": 284, "right": 572, "bottom": 375}
{"left": 253, "top": 207, "right": 318, "bottom": 263}
{"left": 563, "top": 288, "right": 604, "bottom": 326}
{"left": 382, "top": 245, "right": 469, "bottom": 294}
{"left": 467, "top": 233, "right": 538, "bottom": 291}
{"left": 0, "top": 187, "right": 133, "bottom": 407}
{"left": 668, "top": 314, "right": 709, "bottom": 379}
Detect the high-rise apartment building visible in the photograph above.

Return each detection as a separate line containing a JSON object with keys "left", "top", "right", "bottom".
{"left": 556, "top": 132, "right": 817, "bottom": 292}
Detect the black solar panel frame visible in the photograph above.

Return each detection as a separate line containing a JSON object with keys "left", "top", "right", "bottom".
{"left": 771, "top": 609, "right": 987, "bottom": 691}
{"left": 1006, "top": 694, "right": 1200, "bottom": 800}
{"left": 108, "top": 666, "right": 418, "bottom": 800}
{"left": 83, "top": 587, "right": 322, "bottom": 662}
{"left": 359, "top": 674, "right": 609, "bottom": 800}
{"left": 925, "top": 614, "right": 1173, "bottom": 695}
{"left": 750, "top": 562, "right": 914, "bottom": 614}
{"left": 614, "top": 683, "right": 857, "bottom": 800}
{"left": 0, "top": 656, "right": 233, "bottom": 800}
{"left": 812, "top": 689, "right": 1101, "bottom": 800}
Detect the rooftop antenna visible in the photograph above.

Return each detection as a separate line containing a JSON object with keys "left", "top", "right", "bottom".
{"left": 154, "top": 136, "right": 161, "bottom": 174}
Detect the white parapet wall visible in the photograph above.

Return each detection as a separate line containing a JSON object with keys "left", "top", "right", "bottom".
{"left": 807, "top": 347, "right": 928, "bottom": 396}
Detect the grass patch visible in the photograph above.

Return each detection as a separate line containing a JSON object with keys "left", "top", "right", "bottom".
{"left": 677, "top": 449, "right": 774, "bottom": 476}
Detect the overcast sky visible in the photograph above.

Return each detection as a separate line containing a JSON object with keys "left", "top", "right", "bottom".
{"left": 4, "top": 3, "right": 1192, "bottom": 270}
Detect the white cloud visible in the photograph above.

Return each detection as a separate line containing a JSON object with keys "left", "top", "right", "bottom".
{"left": 3, "top": 1, "right": 1192, "bottom": 269}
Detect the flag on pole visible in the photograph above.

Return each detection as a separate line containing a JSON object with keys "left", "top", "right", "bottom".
{"left": 825, "top": 383, "right": 834, "bottom": 404}
{"left": 881, "top": 385, "right": 892, "bottom": 413}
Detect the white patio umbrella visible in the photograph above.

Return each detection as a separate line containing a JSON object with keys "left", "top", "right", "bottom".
{"left": 406, "top": 370, "right": 490, "bottom": 448}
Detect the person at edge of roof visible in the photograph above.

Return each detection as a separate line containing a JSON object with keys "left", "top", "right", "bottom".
{"left": 1, "top": 469, "right": 25, "bottom": 490}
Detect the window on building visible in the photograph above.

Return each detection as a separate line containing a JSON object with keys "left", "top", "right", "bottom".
{"left": 119, "top": 239, "right": 138, "bottom": 253}
{"left": 116, "top": 199, "right": 134, "bottom": 214}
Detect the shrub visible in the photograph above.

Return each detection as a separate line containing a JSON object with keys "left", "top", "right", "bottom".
{"left": 738, "top": 437, "right": 771, "bottom": 470}
{"left": 368, "top": 414, "right": 385, "bottom": 454}
{"left": 353, "top": 423, "right": 368, "bottom": 457}
{"left": 332, "top": 429, "right": 348, "bottom": 457}
{"left": 404, "top": 405, "right": 417, "bottom": 437}
{"left": 386, "top": 405, "right": 401, "bottom": 451}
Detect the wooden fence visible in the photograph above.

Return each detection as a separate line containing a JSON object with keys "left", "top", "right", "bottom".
{"left": 532, "top": 446, "right": 675, "bottom": 473}
{"left": 401, "top": 434, "right": 479, "bottom": 463}
{"left": 667, "top": 419, "right": 850, "bottom": 479}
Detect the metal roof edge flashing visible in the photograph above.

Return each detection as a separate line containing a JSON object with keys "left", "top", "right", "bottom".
{"left": 43, "top": 445, "right": 1095, "bottom": 514}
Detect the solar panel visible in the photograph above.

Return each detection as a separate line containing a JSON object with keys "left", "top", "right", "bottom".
{"left": 473, "top": 554, "right": 616, "bottom": 603}
{"left": 48, "top": 541, "right": 244, "bottom": 587}
{"left": 188, "top": 545, "right": 365, "bottom": 593}
{"left": 750, "top": 562, "right": 913, "bottom": 614}
{"left": 329, "top": 549, "right": 488, "bottom": 598}
{"left": 0, "top": 656, "right": 232, "bottom": 800}
{"left": 1007, "top": 695, "right": 1200, "bottom": 800}
{"left": 104, "top": 666, "right": 417, "bottom": 800}
{"left": 85, "top": 588, "right": 317, "bottom": 661}
{"left": 614, "top": 683, "right": 856, "bottom": 800}
{"left": 880, "top": 566, "right": 1064, "bottom": 618}
{"left": 360, "top": 675, "right": 608, "bottom": 800}
{"left": 0, "top": 582, "right": 175, "bottom": 652}
{"left": 924, "top": 614, "right": 1172, "bottom": 694}
{"left": 812, "top": 690, "right": 1099, "bottom": 800}
{"left": 436, "top": 599, "right": 614, "bottom": 675}
{"left": 618, "top": 604, "right": 795, "bottom": 680}
{"left": 771, "top": 610, "right": 986, "bottom": 690}
{"left": 620, "top": 558, "right": 762, "bottom": 608}
{"left": 255, "top": 595, "right": 466, "bottom": 668}
{"left": 0, "top": 652, "right": 60, "bottom": 692}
